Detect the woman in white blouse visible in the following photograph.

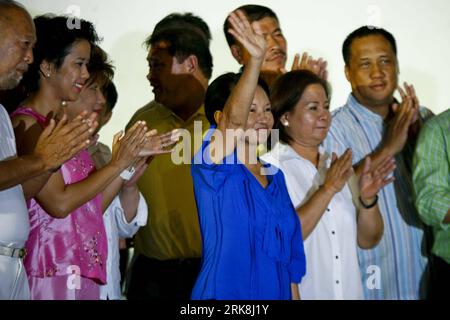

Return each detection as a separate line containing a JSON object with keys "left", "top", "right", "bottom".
{"left": 262, "top": 70, "right": 395, "bottom": 300}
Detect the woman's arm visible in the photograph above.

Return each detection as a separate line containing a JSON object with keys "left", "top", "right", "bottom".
{"left": 9, "top": 113, "right": 95, "bottom": 198}
{"left": 356, "top": 203, "right": 384, "bottom": 249}
{"left": 355, "top": 156, "right": 395, "bottom": 248}
{"left": 209, "top": 10, "right": 267, "bottom": 163}
{"left": 34, "top": 121, "right": 148, "bottom": 218}
{"left": 218, "top": 11, "right": 266, "bottom": 131}
{"left": 291, "top": 283, "right": 300, "bottom": 300}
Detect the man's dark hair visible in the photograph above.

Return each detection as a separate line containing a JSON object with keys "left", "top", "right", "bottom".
{"left": 146, "top": 12, "right": 212, "bottom": 46}
{"left": 205, "top": 72, "right": 270, "bottom": 126}
{"left": 342, "top": 26, "right": 397, "bottom": 66}
{"left": 104, "top": 81, "right": 118, "bottom": 113}
{"left": 149, "top": 27, "right": 213, "bottom": 79}
{"left": 223, "top": 4, "right": 279, "bottom": 47}
{"left": 22, "top": 14, "right": 100, "bottom": 92}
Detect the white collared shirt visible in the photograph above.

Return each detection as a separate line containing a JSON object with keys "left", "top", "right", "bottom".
{"left": 99, "top": 193, "right": 148, "bottom": 300}
{"left": 262, "top": 142, "right": 363, "bottom": 300}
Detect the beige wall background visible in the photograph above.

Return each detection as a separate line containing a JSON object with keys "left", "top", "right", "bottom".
{"left": 21, "top": 0, "right": 450, "bottom": 147}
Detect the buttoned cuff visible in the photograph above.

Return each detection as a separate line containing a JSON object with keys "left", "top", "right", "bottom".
{"left": 119, "top": 193, "right": 148, "bottom": 227}
{"left": 428, "top": 200, "right": 450, "bottom": 232}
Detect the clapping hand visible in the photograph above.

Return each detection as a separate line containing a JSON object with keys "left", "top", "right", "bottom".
{"left": 397, "top": 82, "right": 420, "bottom": 125}
{"left": 280, "top": 52, "right": 328, "bottom": 80}
{"left": 322, "top": 149, "right": 354, "bottom": 195}
{"left": 359, "top": 156, "right": 396, "bottom": 203}
{"left": 384, "top": 83, "right": 417, "bottom": 155}
{"left": 34, "top": 111, "right": 98, "bottom": 171}
{"left": 111, "top": 121, "right": 148, "bottom": 171}
{"left": 139, "top": 129, "right": 181, "bottom": 157}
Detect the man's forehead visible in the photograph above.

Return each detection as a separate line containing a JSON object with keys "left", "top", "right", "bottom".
{"left": 351, "top": 35, "right": 395, "bottom": 57}
{"left": 251, "top": 17, "right": 281, "bottom": 32}
{"left": 1, "top": 6, "right": 36, "bottom": 39}
{"left": 148, "top": 41, "right": 171, "bottom": 59}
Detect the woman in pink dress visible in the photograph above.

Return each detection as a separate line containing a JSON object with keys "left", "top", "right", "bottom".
{"left": 11, "top": 15, "right": 149, "bottom": 300}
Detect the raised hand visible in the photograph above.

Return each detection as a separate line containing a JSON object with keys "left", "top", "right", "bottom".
{"left": 280, "top": 52, "right": 328, "bottom": 80}
{"left": 33, "top": 111, "right": 98, "bottom": 171}
{"left": 359, "top": 156, "right": 396, "bottom": 202}
{"left": 139, "top": 128, "right": 181, "bottom": 157}
{"left": 322, "top": 149, "right": 354, "bottom": 195}
{"left": 383, "top": 85, "right": 416, "bottom": 155}
{"left": 227, "top": 10, "right": 267, "bottom": 61}
{"left": 398, "top": 82, "right": 420, "bottom": 125}
{"left": 111, "top": 121, "right": 148, "bottom": 171}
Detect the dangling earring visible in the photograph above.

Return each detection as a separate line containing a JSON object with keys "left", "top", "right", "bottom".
{"left": 61, "top": 101, "right": 67, "bottom": 107}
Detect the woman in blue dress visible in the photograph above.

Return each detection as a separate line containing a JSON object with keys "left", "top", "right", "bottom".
{"left": 191, "top": 10, "right": 306, "bottom": 300}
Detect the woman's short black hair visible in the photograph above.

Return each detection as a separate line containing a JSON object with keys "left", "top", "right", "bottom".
{"left": 205, "top": 72, "right": 270, "bottom": 126}
{"left": 22, "top": 14, "right": 100, "bottom": 93}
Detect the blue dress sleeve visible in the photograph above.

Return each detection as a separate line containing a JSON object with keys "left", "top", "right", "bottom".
{"left": 191, "top": 126, "right": 238, "bottom": 192}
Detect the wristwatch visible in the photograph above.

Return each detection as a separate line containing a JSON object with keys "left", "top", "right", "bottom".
{"left": 120, "top": 166, "right": 136, "bottom": 181}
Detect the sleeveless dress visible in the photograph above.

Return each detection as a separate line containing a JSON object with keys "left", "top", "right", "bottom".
{"left": 11, "top": 107, "right": 108, "bottom": 300}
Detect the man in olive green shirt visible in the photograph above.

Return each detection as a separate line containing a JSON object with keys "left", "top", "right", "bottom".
{"left": 125, "top": 14, "right": 212, "bottom": 300}
{"left": 413, "top": 109, "right": 450, "bottom": 299}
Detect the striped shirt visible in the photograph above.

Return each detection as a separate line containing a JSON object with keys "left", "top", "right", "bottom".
{"left": 322, "top": 94, "right": 432, "bottom": 300}
{"left": 413, "top": 108, "right": 450, "bottom": 264}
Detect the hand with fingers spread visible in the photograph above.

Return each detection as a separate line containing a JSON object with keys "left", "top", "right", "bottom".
{"left": 139, "top": 128, "right": 181, "bottom": 157}
{"left": 359, "top": 156, "right": 396, "bottom": 203}
{"left": 309, "top": 59, "right": 328, "bottom": 81}
{"left": 111, "top": 121, "right": 148, "bottom": 171}
{"left": 227, "top": 10, "right": 267, "bottom": 62}
{"left": 280, "top": 52, "right": 329, "bottom": 80}
{"left": 384, "top": 86, "right": 416, "bottom": 155}
{"left": 33, "top": 111, "right": 98, "bottom": 171}
{"left": 322, "top": 149, "right": 354, "bottom": 195}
